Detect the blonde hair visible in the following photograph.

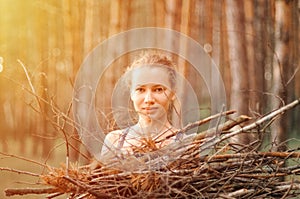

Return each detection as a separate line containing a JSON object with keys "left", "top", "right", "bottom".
{"left": 126, "top": 51, "right": 177, "bottom": 90}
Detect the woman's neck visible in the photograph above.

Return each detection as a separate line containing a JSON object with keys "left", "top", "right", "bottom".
{"left": 137, "top": 116, "right": 172, "bottom": 137}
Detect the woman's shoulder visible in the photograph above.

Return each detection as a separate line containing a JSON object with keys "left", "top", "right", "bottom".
{"left": 107, "top": 129, "right": 123, "bottom": 135}
{"left": 105, "top": 129, "right": 122, "bottom": 140}
{"left": 102, "top": 129, "right": 124, "bottom": 152}
{"left": 104, "top": 128, "right": 131, "bottom": 141}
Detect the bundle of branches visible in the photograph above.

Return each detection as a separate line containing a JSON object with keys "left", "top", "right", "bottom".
{"left": 4, "top": 99, "right": 300, "bottom": 198}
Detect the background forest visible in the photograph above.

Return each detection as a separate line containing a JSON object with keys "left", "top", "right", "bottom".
{"left": 0, "top": 0, "right": 299, "bottom": 198}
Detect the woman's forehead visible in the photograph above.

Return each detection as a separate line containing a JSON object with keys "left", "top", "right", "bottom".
{"left": 134, "top": 83, "right": 166, "bottom": 88}
{"left": 131, "top": 66, "right": 171, "bottom": 88}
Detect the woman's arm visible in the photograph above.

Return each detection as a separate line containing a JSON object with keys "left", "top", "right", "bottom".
{"left": 100, "top": 130, "right": 121, "bottom": 159}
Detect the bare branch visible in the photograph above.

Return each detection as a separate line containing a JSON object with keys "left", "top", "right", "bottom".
{"left": 5, "top": 188, "right": 60, "bottom": 197}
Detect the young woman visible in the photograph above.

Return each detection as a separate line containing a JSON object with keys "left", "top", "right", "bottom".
{"left": 101, "top": 52, "right": 182, "bottom": 160}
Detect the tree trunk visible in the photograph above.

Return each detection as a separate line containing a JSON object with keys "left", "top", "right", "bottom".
{"left": 225, "top": 0, "right": 249, "bottom": 116}
{"left": 244, "top": 0, "right": 263, "bottom": 116}
{"left": 270, "top": 0, "right": 294, "bottom": 152}
{"left": 225, "top": 0, "right": 255, "bottom": 146}
{"left": 62, "top": 0, "right": 81, "bottom": 162}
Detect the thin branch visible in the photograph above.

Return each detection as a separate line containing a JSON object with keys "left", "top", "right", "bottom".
{"left": 166, "top": 110, "right": 236, "bottom": 139}
{"left": 202, "top": 98, "right": 300, "bottom": 151}
{"left": 18, "top": 59, "right": 43, "bottom": 112}
{"left": 0, "top": 151, "right": 49, "bottom": 168}
{"left": 0, "top": 167, "right": 40, "bottom": 177}
{"left": 286, "top": 66, "right": 299, "bottom": 86}
{"left": 63, "top": 176, "right": 111, "bottom": 198}
{"left": 5, "top": 188, "right": 60, "bottom": 197}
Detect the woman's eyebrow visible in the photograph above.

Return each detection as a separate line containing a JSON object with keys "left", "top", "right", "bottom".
{"left": 152, "top": 84, "right": 166, "bottom": 87}
{"left": 135, "top": 84, "right": 162, "bottom": 87}
{"left": 134, "top": 84, "right": 146, "bottom": 87}
{"left": 134, "top": 84, "right": 168, "bottom": 88}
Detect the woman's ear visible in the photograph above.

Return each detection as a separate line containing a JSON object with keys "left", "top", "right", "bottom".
{"left": 171, "top": 92, "right": 176, "bottom": 101}
{"left": 130, "top": 91, "right": 135, "bottom": 101}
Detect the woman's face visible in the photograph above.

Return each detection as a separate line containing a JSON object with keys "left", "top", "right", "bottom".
{"left": 130, "top": 66, "right": 174, "bottom": 122}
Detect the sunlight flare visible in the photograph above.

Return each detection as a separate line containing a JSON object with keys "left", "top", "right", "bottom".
{"left": 0, "top": 57, "right": 3, "bottom": 73}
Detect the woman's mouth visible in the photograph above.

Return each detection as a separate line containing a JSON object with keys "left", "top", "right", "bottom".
{"left": 142, "top": 107, "right": 158, "bottom": 112}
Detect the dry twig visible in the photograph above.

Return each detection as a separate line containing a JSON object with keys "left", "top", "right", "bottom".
{"left": 3, "top": 99, "right": 300, "bottom": 198}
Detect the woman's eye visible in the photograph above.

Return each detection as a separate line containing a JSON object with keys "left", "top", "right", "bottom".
{"left": 154, "top": 87, "right": 165, "bottom": 92}
{"left": 135, "top": 88, "right": 145, "bottom": 93}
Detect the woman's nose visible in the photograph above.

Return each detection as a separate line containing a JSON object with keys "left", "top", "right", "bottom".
{"left": 144, "top": 90, "right": 154, "bottom": 104}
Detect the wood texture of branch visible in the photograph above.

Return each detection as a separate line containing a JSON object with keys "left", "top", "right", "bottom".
{"left": 0, "top": 167, "right": 40, "bottom": 177}
{"left": 5, "top": 188, "right": 60, "bottom": 196}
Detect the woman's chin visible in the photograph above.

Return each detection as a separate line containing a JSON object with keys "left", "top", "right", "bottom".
{"left": 145, "top": 114, "right": 166, "bottom": 123}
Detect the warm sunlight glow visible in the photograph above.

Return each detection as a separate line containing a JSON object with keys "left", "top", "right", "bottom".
{"left": 0, "top": 57, "right": 3, "bottom": 73}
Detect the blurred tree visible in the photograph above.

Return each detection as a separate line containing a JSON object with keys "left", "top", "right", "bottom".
{"left": 225, "top": 0, "right": 249, "bottom": 116}
{"left": 244, "top": 0, "right": 265, "bottom": 117}
{"left": 61, "top": 0, "right": 78, "bottom": 161}
{"left": 270, "top": 0, "right": 297, "bottom": 152}
{"left": 31, "top": 2, "right": 51, "bottom": 158}
{"left": 225, "top": 0, "right": 256, "bottom": 146}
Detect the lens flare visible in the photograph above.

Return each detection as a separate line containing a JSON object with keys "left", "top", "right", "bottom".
{"left": 0, "top": 57, "right": 3, "bottom": 73}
